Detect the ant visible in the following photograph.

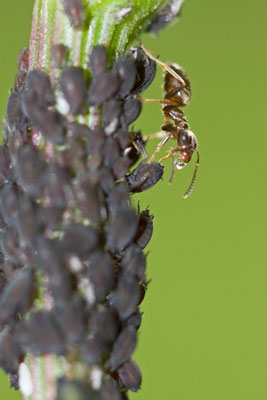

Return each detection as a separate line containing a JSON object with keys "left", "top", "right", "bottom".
{"left": 137, "top": 45, "right": 199, "bottom": 199}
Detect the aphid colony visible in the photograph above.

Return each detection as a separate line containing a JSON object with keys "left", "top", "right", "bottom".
{"left": 0, "top": 44, "right": 162, "bottom": 398}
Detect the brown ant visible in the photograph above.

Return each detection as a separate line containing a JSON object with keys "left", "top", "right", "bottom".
{"left": 138, "top": 45, "right": 199, "bottom": 199}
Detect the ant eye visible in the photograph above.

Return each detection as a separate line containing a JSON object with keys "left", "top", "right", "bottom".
{"left": 178, "top": 131, "right": 191, "bottom": 147}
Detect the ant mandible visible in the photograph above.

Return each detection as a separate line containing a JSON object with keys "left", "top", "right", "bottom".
{"left": 137, "top": 45, "right": 200, "bottom": 199}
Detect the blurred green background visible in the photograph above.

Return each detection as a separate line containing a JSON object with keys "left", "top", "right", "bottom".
{"left": 1, "top": 0, "right": 267, "bottom": 399}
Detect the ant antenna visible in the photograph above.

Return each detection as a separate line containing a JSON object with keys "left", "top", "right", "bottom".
{"left": 183, "top": 150, "right": 200, "bottom": 199}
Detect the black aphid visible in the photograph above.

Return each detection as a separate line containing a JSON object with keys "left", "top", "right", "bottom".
{"left": 16, "top": 145, "right": 45, "bottom": 197}
{"left": 82, "top": 334, "right": 108, "bottom": 365}
{"left": 121, "top": 245, "right": 146, "bottom": 280}
{"left": 114, "top": 55, "right": 136, "bottom": 99}
{"left": 62, "top": 223, "right": 98, "bottom": 256}
{"left": 0, "top": 327, "right": 23, "bottom": 374}
{"left": 100, "top": 378, "right": 123, "bottom": 400}
{"left": 90, "top": 45, "right": 107, "bottom": 76}
{"left": 109, "top": 325, "right": 137, "bottom": 371}
{"left": 134, "top": 208, "right": 154, "bottom": 248}
{"left": 87, "top": 251, "right": 115, "bottom": 302}
{"left": 109, "top": 275, "right": 141, "bottom": 320}
{"left": 73, "top": 179, "right": 101, "bottom": 224}
{"left": 0, "top": 183, "right": 20, "bottom": 224}
{"left": 0, "top": 269, "right": 35, "bottom": 325}
{"left": 17, "top": 311, "right": 66, "bottom": 355}
{"left": 106, "top": 208, "right": 138, "bottom": 251}
{"left": 126, "top": 160, "right": 164, "bottom": 192}
{"left": 63, "top": 0, "right": 85, "bottom": 29}
{"left": 146, "top": 0, "right": 183, "bottom": 33}
{"left": 60, "top": 67, "right": 86, "bottom": 114}
{"left": 55, "top": 295, "right": 88, "bottom": 344}
{"left": 6, "top": 92, "right": 25, "bottom": 131}
{"left": 25, "top": 69, "right": 55, "bottom": 106}
{"left": 127, "top": 46, "right": 156, "bottom": 94}
{"left": 120, "top": 97, "right": 141, "bottom": 127}
{"left": 87, "top": 72, "right": 120, "bottom": 105}
{"left": 51, "top": 44, "right": 68, "bottom": 69}
{"left": 118, "top": 358, "right": 142, "bottom": 392}
{"left": 1, "top": 226, "right": 20, "bottom": 263}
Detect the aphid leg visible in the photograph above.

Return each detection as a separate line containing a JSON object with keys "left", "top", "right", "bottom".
{"left": 148, "top": 134, "right": 171, "bottom": 163}
{"left": 183, "top": 150, "right": 200, "bottom": 199}
{"left": 140, "top": 45, "right": 186, "bottom": 87}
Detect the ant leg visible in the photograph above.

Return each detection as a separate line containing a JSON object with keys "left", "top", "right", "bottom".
{"left": 148, "top": 134, "right": 171, "bottom": 163}
{"left": 130, "top": 133, "right": 148, "bottom": 160}
{"left": 135, "top": 95, "right": 176, "bottom": 106}
{"left": 143, "top": 131, "right": 167, "bottom": 141}
{"left": 168, "top": 156, "right": 176, "bottom": 185}
{"left": 140, "top": 45, "right": 186, "bottom": 87}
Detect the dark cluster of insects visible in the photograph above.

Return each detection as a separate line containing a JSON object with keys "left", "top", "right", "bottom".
{"left": 0, "top": 43, "right": 163, "bottom": 398}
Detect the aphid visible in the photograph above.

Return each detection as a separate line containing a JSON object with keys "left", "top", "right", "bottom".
{"left": 0, "top": 269, "right": 35, "bottom": 326}
{"left": 146, "top": 0, "right": 184, "bottom": 34}
{"left": 100, "top": 378, "right": 123, "bottom": 400}
{"left": 73, "top": 179, "right": 101, "bottom": 224}
{"left": 50, "top": 44, "right": 68, "bottom": 69}
{"left": 102, "top": 99, "right": 122, "bottom": 135}
{"left": 1, "top": 226, "right": 20, "bottom": 263}
{"left": 62, "top": 223, "right": 98, "bottom": 256}
{"left": 16, "top": 145, "right": 45, "bottom": 197}
{"left": 105, "top": 208, "right": 138, "bottom": 251}
{"left": 114, "top": 55, "right": 136, "bottom": 99}
{"left": 55, "top": 295, "right": 88, "bottom": 344}
{"left": 0, "top": 327, "right": 23, "bottom": 374}
{"left": 109, "top": 275, "right": 141, "bottom": 320}
{"left": 6, "top": 91, "right": 25, "bottom": 131}
{"left": 17, "top": 199, "right": 43, "bottom": 244}
{"left": 92, "top": 308, "right": 120, "bottom": 345}
{"left": 120, "top": 97, "right": 141, "bottom": 127}
{"left": 139, "top": 45, "right": 199, "bottom": 198}
{"left": 134, "top": 208, "right": 154, "bottom": 248}
{"left": 103, "top": 137, "right": 121, "bottom": 167}
{"left": 63, "top": 0, "right": 85, "bottom": 29}
{"left": 0, "top": 183, "right": 20, "bottom": 224}
{"left": 127, "top": 310, "right": 142, "bottom": 330}
{"left": 108, "top": 325, "right": 137, "bottom": 371}
{"left": 60, "top": 66, "right": 86, "bottom": 114}
{"left": 25, "top": 70, "right": 55, "bottom": 106}
{"left": 89, "top": 45, "right": 107, "bottom": 76}
{"left": 127, "top": 46, "right": 156, "bottom": 95}
{"left": 87, "top": 72, "right": 120, "bottom": 105}
{"left": 126, "top": 160, "right": 164, "bottom": 193}
{"left": 0, "top": 144, "right": 15, "bottom": 181}
{"left": 118, "top": 358, "right": 142, "bottom": 392}
{"left": 113, "top": 156, "right": 131, "bottom": 180}
{"left": 121, "top": 244, "right": 146, "bottom": 280}
{"left": 82, "top": 334, "right": 108, "bottom": 365}
{"left": 16, "top": 311, "right": 67, "bottom": 355}
{"left": 87, "top": 251, "right": 115, "bottom": 302}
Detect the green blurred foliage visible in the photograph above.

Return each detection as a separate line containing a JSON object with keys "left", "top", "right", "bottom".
{"left": 1, "top": 0, "right": 267, "bottom": 399}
